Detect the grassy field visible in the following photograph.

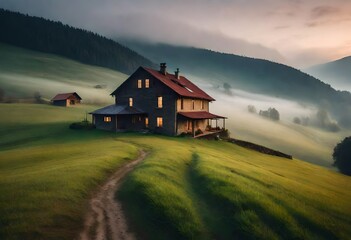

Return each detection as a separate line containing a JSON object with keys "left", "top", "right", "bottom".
{"left": 0, "top": 43, "right": 127, "bottom": 104}
{"left": 117, "top": 135, "right": 351, "bottom": 240}
{"left": 0, "top": 103, "right": 350, "bottom": 239}
{"left": 0, "top": 104, "right": 139, "bottom": 239}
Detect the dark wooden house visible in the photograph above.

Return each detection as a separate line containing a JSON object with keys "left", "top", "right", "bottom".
{"left": 91, "top": 63, "right": 226, "bottom": 136}
{"left": 51, "top": 92, "right": 82, "bottom": 106}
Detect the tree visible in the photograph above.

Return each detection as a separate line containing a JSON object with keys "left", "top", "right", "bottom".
{"left": 333, "top": 136, "right": 351, "bottom": 175}
{"left": 0, "top": 88, "right": 4, "bottom": 102}
{"left": 248, "top": 105, "right": 257, "bottom": 114}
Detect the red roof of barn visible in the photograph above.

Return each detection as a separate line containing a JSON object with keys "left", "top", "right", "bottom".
{"left": 142, "top": 67, "right": 215, "bottom": 101}
{"left": 178, "top": 111, "right": 226, "bottom": 119}
{"left": 51, "top": 92, "right": 82, "bottom": 101}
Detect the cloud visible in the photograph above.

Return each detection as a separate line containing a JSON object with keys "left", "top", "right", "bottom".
{"left": 311, "top": 6, "right": 340, "bottom": 19}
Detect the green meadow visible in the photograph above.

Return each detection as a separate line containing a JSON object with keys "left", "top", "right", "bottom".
{"left": 0, "top": 103, "right": 350, "bottom": 239}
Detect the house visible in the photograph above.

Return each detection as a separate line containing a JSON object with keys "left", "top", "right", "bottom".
{"left": 51, "top": 92, "right": 82, "bottom": 106}
{"left": 91, "top": 63, "right": 226, "bottom": 136}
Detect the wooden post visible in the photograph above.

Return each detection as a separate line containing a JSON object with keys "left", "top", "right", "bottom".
{"left": 192, "top": 120, "right": 195, "bottom": 137}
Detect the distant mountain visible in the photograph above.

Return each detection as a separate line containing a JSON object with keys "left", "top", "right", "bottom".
{"left": 0, "top": 9, "right": 156, "bottom": 74}
{"left": 122, "top": 41, "right": 351, "bottom": 127}
{"left": 305, "top": 56, "right": 351, "bottom": 92}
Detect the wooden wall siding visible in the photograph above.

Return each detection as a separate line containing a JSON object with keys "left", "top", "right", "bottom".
{"left": 113, "top": 68, "right": 178, "bottom": 135}
{"left": 52, "top": 100, "right": 67, "bottom": 106}
{"left": 93, "top": 115, "right": 146, "bottom": 132}
{"left": 177, "top": 116, "right": 208, "bottom": 135}
{"left": 176, "top": 98, "right": 209, "bottom": 112}
{"left": 93, "top": 115, "right": 118, "bottom": 131}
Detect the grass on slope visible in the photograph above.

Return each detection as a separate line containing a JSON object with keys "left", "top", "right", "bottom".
{"left": 118, "top": 135, "right": 351, "bottom": 240}
{"left": 0, "top": 104, "right": 138, "bottom": 239}
{"left": 0, "top": 43, "right": 127, "bottom": 104}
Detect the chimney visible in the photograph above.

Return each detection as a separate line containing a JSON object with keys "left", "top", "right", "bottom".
{"left": 175, "top": 68, "right": 180, "bottom": 79}
{"left": 160, "top": 63, "right": 167, "bottom": 75}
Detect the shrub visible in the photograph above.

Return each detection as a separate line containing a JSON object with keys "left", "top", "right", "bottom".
{"left": 333, "top": 136, "right": 351, "bottom": 175}
{"left": 259, "top": 107, "right": 280, "bottom": 121}
{"left": 195, "top": 129, "right": 203, "bottom": 136}
{"left": 248, "top": 105, "right": 257, "bottom": 114}
{"left": 69, "top": 120, "right": 95, "bottom": 130}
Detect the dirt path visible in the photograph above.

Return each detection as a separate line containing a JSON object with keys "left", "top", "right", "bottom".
{"left": 79, "top": 150, "right": 147, "bottom": 240}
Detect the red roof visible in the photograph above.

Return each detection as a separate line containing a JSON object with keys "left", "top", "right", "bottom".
{"left": 51, "top": 92, "right": 82, "bottom": 101}
{"left": 178, "top": 111, "right": 225, "bottom": 119}
{"left": 142, "top": 67, "right": 215, "bottom": 101}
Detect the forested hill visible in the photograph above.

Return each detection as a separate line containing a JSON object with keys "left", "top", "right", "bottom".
{"left": 124, "top": 41, "right": 351, "bottom": 127}
{"left": 0, "top": 9, "right": 156, "bottom": 74}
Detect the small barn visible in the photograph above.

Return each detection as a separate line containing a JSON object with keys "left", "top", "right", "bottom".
{"left": 51, "top": 92, "right": 82, "bottom": 106}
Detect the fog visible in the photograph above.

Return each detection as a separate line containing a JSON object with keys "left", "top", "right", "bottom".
{"left": 194, "top": 80, "right": 350, "bottom": 167}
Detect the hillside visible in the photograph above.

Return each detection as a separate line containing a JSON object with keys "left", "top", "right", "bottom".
{"left": 0, "top": 8, "right": 156, "bottom": 75}
{"left": 123, "top": 41, "right": 351, "bottom": 127}
{"left": 0, "top": 104, "right": 350, "bottom": 239}
{"left": 306, "top": 56, "right": 351, "bottom": 92}
{"left": 0, "top": 42, "right": 127, "bottom": 104}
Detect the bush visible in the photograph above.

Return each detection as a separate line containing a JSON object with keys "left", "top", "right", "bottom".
{"left": 195, "top": 129, "right": 203, "bottom": 136}
{"left": 248, "top": 105, "right": 257, "bottom": 114}
{"left": 333, "top": 136, "right": 351, "bottom": 175}
{"left": 259, "top": 107, "right": 280, "bottom": 121}
{"left": 69, "top": 120, "right": 95, "bottom": 130}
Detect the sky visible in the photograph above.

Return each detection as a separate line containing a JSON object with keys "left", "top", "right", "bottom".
{"left": 1, "top": 0, "right": 351, "bottom": 68}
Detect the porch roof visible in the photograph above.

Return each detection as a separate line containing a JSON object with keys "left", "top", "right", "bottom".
{"left": 178, "top": 111, "right": 226, "bottom": 120}
{"left": 90, "top": 104, "right": 146, "bottom": 115}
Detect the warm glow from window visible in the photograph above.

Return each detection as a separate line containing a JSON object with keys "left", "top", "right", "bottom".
{"left": 137, "top": 79, "right": 142, "bottom": 88}
{"left": 104, "top": 116, "right": 111, "bottom": 122}
{"left": 145, "top": 79, "right": 150, "bottom": 88}
{"left": 158, "top": 96, "right": 163, "bottom": 108}
{"left": 157, "top": 117, "right": 163, "bottom": 127}
{"left": 129, "top": 97, "right": 133, "bottom": 107}
{"left": 145, "top": 117, "right": 149, "bottom": 127}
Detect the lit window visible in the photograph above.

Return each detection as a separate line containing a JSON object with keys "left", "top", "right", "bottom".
{"left": 157, "top": 117, "right": 163, "bottom": 127}
{"left": 145, "top": 79, "right": 150, "bottom": 88}
{"left": 181, "top": 98, "right": 184, "bottom": 110}
{"left": 201, "top": 100, "right": 204, "bottom": 110}
{"left": 192, "top": 100, "right": 195, "bottom": 110}
{"left": 129, "top": 97, "right": 133, "bottom": 107}
{"left": 137, "top": 79, "right": 142, "bottom": 88}
{"left": 145, "top": 117, "right": 149, "bottom": 127}
{"left": 104, "top": 116, "right": 111, "bottom": 122}
{"left": 157, "top": 96, "right": 163, "bottom": 108}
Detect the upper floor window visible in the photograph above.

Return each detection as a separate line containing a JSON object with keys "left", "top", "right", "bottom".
{"left": 104, "top": 116, "right": 111, "bottom": 122}
{"left": 129, "top": 97, "right": 133, "bottom": 107}
{"left": 157, "top": 96, "right": 163, "bottom": 108}
{"left": 181, "top": 98, "right": 184, "bottom": 110}
{"left": 145, "top": 117, "right": 149, "bottom": 128}
{"left": 201, "top": 100, "right": 204, "bottom": 110}
{"left": 145, "top": 79, "right": 150, "bottom": 88}
{"left": 137, "top": 79, "right": 142, "bottom": 88}
{"left": 157, "top": 117, "right": 163, "bottom": 127}
{"left": 192, "top": 100, "right": 195, "bottom": 110}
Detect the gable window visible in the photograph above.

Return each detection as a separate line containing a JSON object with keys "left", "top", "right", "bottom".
{"left": 181, "top": 98, "right": 184, "bottom": 110}
{"left": 145, "top": 79, "right": 150, "bottom": 88}
{"left": 157, "top": 117, "right": 163, "bottom": 127}
{"left": 145, "top": 117, "right": 149, "bottom": 127}
{"left": 201, "top": 100, "right": 204, "bottom": 110}
{"left": 137, "top": 79, "right": 142, "bottom": 88}
{"left": 157, "top": 96, "right": 163, "bottom": 108}
{"left": 192, "top": 100, "right": 195, "bottom": 110}
{"left": 104, "top": 116, "right": 111, "bottom": 122}
{"left": 129, "top": 97, "right": 133, "bottom": 107}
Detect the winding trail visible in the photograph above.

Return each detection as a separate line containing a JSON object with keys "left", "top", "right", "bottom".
{"left": 79, "top": 150, "right": 147, "bottom": 240}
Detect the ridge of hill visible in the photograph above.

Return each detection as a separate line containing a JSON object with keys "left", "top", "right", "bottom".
{"left": 122, "top": 41, "right": 351, "bottom": 127}
{"left": 305, "top": 56, "right": 351, "bottom": 92}
{"left": 0, "top": 8, "right": 156, "bottom": 75}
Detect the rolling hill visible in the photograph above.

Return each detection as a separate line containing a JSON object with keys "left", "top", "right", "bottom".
{"left": 0, "top": 104, "right": 350, "bottom": 239}
{"left": 122, "top": 41, "right": 351, "bottom": 128}
{"left": 0, "top": 8, "right": 156, "bottom": 75}
{"left": 305, "top": 56, "right": 351, "bottom": 92}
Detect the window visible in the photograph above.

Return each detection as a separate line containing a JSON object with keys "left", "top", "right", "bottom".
{"left": 157, "top": 117, "right": 163, "bottom": 127}
{"left": 137, "top": 79, "right": 142, "bottom": 88}
{"left": 145, "top": 79, "right": 150, "bottom": 88}
{"left": 104, "top": 116, "right": 111, "bottom": 122}
{"left": 181, "top": 98, "right": 184, "bottom": 110}
{"left": 157, "top": 96, "right": 163, "bottom": 108}
{"left": 192, "top": 100, "right": 195, "bottom": 110}
{"left": 201, "top": 100, "right": 204, "bottom": 110}
{"left": 129, "top": 97, "right": 133, "bottom": 107}
{"left": 145, "top": 117, "right": 149, "bottom": 127}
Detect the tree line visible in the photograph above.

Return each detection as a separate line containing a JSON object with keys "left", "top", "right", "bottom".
{"left": 0, "top": 8, "right": 156, "bottom": 75}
